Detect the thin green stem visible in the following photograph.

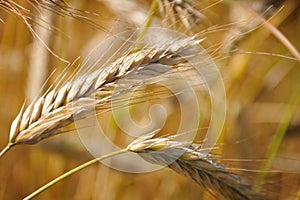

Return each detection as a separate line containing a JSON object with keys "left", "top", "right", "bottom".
{"left": 134, "top": 0, "right": 159, "bottom": 52}
{"left": 23, "top": 148, "right": 129, "bottom": 200}
{"left": 255, "top": 86, "right": 300, "bottom": 190}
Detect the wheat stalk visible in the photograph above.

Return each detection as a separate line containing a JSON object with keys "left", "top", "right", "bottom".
{"left": 23, "top": 148, "right": 129, "bottom": 200}
{"left": 23, "top": 134, "right": 266, "bottom": 200}
{"left": 0, "top": 35, "right": 202, "bottom": 157}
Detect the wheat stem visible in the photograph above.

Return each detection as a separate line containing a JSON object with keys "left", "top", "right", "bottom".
{"left": 0, "top": 143, "right": 14, "bottom": 158}
{"left": 23, "top": 148, "right": 129, "bottom": 200}
{"left": 134, "top": 0, "right": 159, "bottom": 52}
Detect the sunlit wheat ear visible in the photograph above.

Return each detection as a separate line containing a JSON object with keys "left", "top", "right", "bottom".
{"left": 128, "top": 136, "right": 264, "bottom": 200}
{"left": 0, "top": 35, "right": 204, "bottom": 157}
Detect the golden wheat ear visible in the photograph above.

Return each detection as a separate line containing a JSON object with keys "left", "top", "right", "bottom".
{"left": 0, "top": 33, "right": 205, "bottom": 156}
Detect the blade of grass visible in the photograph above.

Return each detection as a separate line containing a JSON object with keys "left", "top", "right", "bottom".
{"left": 255, "top": 85, "right": 300, "bottom": 190}
{"left": 134, "top": 0, "right": 159, "bottom": 52}
{"left": 23, "top": 148, "right": 129, "bottom": 200}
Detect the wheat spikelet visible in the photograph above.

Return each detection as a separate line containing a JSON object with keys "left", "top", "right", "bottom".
{"left": 159, "top": 0, "right": 208, "bottom": 31}
{"left": 128, "top": 135, "right": 265, "bottom": 200}
{"left": 0, "top": 35, "right": 202, "bottom": 156}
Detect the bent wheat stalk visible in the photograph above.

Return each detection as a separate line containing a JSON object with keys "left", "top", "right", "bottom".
{"left": 24, "top": 135, "right": 265, "bottom": 200}
{"left": 23, "top": 148, "right": 129, "bottom": 200}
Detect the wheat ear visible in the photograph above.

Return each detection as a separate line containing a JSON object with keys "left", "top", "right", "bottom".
{"left": 0, "top": 36, "right": 201, "bottom": 157}
{"left": 128, "top": 135, "right": 265, "bottom": 200}
{"left": 159, "top": 0, "right": 208, "bottom": 31}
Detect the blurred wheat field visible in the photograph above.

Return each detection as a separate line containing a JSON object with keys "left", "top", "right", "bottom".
{"left": 0, "top": 0, "right": 300, "bottom": 199}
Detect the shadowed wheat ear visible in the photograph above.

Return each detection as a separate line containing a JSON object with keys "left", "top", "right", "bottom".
{"left": 158, "top": 0, "right": 209, "bottom": 31}
{"left": 128, "top": 135, "right": 265, "bottom": 200}
{"left": 0, "top": 35, "right": 204, "bottom": 157}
